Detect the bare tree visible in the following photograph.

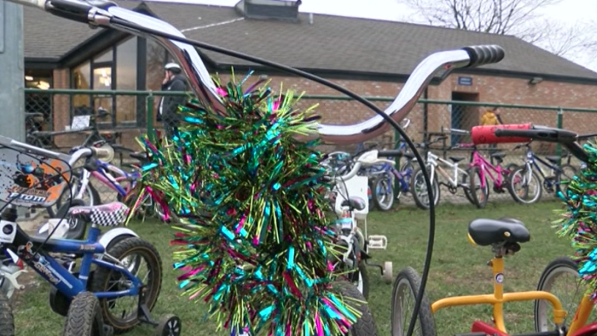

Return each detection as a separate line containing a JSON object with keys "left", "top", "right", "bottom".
{"left": 397, "top": 0, "right": 597, "bottom": 58}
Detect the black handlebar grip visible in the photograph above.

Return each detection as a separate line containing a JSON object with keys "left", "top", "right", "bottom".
{"left": 46, "top": 0, "right": 116, "bottom": 24}
{"left": 377, "top": 150, "right": 403, "bottom": 158}
{"left": 462, "top": 45, "right": 505, "bottom": 68}
{"left": 495, "top": 129, "right": 577, "bottom": 143}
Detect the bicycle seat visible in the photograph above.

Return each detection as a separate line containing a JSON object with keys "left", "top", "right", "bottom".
{"left": 490, "top": 152, "right": 507, "bottom": 159}
{"left": 449, "top": 156, "right": 465, "bottom": 163}
{"left": 546, "top": 156, "right": 561, "bottom": 164}
{"left": 67, "top": 202, "right": 130, "bottom": 227}
{"left": 341, "top": 197, "right": 366, "bottom": 211}
{"left": 129, "top": 152, "right": 149, "bottom": 161}
{"left": 468, "top": 218, "right": 530, "bottom": 246}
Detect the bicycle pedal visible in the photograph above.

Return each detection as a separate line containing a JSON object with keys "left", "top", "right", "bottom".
{"left": 367, "top": 235, "right": 387, "bottom": 250}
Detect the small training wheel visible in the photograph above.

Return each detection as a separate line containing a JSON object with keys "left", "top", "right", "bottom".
{"left": 382, "top": 261, "right": 393, "bottom": 284}
{"left": 154, "top": 314, "right": 181, "bottom": 336}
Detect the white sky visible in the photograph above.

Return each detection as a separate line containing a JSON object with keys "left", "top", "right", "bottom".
{"left": 149, "top": 0, "right": 597, "bottom": 71}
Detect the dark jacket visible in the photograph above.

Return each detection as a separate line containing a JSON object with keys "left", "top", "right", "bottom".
{"left": 158, "top": 74, "right": 188, "bottom": 124}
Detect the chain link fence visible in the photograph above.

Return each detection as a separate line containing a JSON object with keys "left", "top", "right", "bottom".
{"left": 23, "top": 89, "right": 597, "bottom": 207}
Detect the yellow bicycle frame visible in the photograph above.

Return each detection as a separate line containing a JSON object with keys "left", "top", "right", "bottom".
{"left": 430, "top": 235, "right": 572, "bottom": 335}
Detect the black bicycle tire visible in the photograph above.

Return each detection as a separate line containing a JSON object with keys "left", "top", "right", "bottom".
{"left": 534, "top": 257, "right": 579, "bottom": 333}
{"left": 0, "top": 291, "right": 14, "bottom": 336}
{"left": 372, "top": 174, "right": 394, "bottom": 211}
{"left": 90, "top": 237, "right": 163, "bottom": 334}
{"left": 507, "top": 166, "right": 542, "bottom": 204}
{"left": 63, "top": 291, "right": 104, "bottom": 336}
{"left": 391, "top": 267, "right": 436, "bottom": 336}
{"left": 410, "top": 166, "right": 440, "bottom": 210}
{"left": 468, "top": 166, "right": 489, "bottom": 209}
{"left": 554, "top": 164, "right": 577, "bottom": 199}
{"left": 332, "top": 280, "right": 378, "bottom": 336}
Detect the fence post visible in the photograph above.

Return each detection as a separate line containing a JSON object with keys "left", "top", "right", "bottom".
{"left": 146, "top": 92, "right": 155, "bottom": 142}
{"left": 556, "top": 107, "right": 563, "bottom": 165}
{"left": 394, "top": 129, "right": 401, "bottom": 197}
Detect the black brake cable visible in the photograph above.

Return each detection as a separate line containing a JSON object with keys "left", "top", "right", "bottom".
{"left": 110, "top": 17, "right": 436, "bottom": 336}
{"left": 0, "top": 145, "right": 74, "bottom": 255}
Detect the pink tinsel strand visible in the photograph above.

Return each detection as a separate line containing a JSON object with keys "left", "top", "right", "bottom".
{"left": 235, "top": 214, "right": 247, "bottom": 234}
{"left": 315, "top": 313, "right": 324, "bottom": 336}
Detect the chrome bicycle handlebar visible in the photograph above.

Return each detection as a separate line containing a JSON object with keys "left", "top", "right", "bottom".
{"left": 10, "top": 0, "right": 505, "bottom": 145}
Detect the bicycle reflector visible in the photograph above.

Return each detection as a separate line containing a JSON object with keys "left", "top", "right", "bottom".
{"left": 471, "top": 124, "right": 532, "bottom": 145}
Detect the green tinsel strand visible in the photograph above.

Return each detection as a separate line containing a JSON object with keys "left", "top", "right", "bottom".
{"left": 133, "top": 71, "right": 360, "bottom": 335}
{"left": 552, "top": 141, "right": 597, "bottom": 303}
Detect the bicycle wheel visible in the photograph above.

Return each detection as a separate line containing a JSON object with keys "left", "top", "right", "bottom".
{"left": 460, "top": 170, "right": 475, "bottom": 206}
{"left": 411, "top": 166, "right": 440, "bottom": 210}
{"left": 534, "top": 257, "right": 595, "bottom": 333}
{"left": 508, "top": 166, "right": 542, "bottom": 204}
{"left": 391, "top": 267, "right": 436, "bottom": 336}
{"left": 91, "top": 237, "right": 163, "bottom": 334}
{"left": 554, "top": 164, "right": 577, "bottom": 199}
{"left": 56, "top": 170, "right": 101, "bottom": 209}
{"left": 372, "top": 173, "right": 394, "bottom": 211}
{"left": 0, "top": 290, "right": 14, "bottom": 336}
{"left": 63, "top": 292, "right": 104, "bottom": 336}
{"left": 332, "top": 280, "right": 378, "bottom": 336}
{"left": 468, "top": 167, "right": 489, "bottom": 209}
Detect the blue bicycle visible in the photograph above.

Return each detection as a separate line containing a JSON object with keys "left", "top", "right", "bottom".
{"left": 368, "top": 154, "right": 415, "bottom": 211}
{"left": 508, "top": 142, "right": 577, "bottom": 204}
{"left": 0, "top": 136, "right": 180, "bottom": 336}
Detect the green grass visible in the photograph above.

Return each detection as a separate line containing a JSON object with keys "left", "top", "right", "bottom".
{"left": 13, "top": 200, "right": 574, "bottom": 336}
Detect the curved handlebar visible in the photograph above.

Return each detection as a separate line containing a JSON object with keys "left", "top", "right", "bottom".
{"left": 472, "top": 124, "right": 589, "bottom": 162}
{"left": 10, "top": 0, "right": 506, "bottom": 145}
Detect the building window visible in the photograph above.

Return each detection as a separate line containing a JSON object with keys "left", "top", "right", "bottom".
{"left": 146, "top": 38, "right": 167, "bottom": 91}
{"left": 24, "top": 70, "right": 53, "bottom": 132}
{"left": 70, "top": 36, "right": 139, "bottom": 127}
{"left": 116, "top": 37, "right": 138, "bottom": 125}
{"left": 72, "top": 61, "right": 93, "bottom": 117}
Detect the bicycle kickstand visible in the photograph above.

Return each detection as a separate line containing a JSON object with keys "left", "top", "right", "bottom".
{"left": 363, "top": 259, "right": 384, "bottom": 275}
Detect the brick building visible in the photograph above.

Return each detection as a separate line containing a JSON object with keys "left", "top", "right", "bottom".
{"left": 23, "top": 0, "right": 597, "bottom": 149}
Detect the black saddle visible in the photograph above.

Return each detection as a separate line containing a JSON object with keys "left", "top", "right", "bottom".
{"left": 341, "top": 197, "right": 367, "bottom": 211}
{"left": 449, "top": 156, "right": 465, "bottom": 163}
{"left": 546, "top": 156, "right": 561, "bottom": 164}
{"left": 490, "top": 152, "right": 507, "bottom": 159}
{"left": 468, "top": 218, "right": 530, "bottom": 246}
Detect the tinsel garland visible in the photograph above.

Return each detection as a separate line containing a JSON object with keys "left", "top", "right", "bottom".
{"left": 133, "top": 72, "right": 362, "bottom": 335}
{"left": 554, "top": 141, "right": 597, "bottom": 303}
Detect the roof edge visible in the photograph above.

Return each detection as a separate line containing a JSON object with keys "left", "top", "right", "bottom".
{"left": 454, "top": 68, "right": 597, "bottom": 85}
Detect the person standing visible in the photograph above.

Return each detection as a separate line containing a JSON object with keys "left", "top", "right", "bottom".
{"left": 157, "top": 63, "right": 188, "bottom": 138}
{"left": 480, "top": 107, "right": 503, "bottom": 163}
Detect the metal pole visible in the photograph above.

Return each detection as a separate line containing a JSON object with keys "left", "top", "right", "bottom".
{"left": 556, "top": 108, "right": 563, "bottom": 166}
{"left": 0, "top": 1, "right": 27, "bottom": 219}
{"left": 0, "top": 1, "right": 25, "bottom": 141}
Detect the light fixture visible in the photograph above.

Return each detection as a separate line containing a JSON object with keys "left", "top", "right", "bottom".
{"left": 98, "top": 68, "right": 111, "bottom": 87}
{"left": 37, "top": 81, "right": 50, "bottom": 90}
{"left": 25, "top": 76, "right": 33, "bottom": 81}
{"left": 529, "top": 77, "right": 543, "bottom": 85}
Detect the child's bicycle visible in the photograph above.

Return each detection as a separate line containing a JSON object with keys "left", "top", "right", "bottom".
{"left": 391, "top": 124, "right": 597, "bottom": 336}
{"left": 0, "top": 136, "right": 180, "bottom": 336}
{"left": 507, "top": 142, "right": 577, "bottom": 204}
{"left": 328, "top": 149, "right": 397, "bottom": 298}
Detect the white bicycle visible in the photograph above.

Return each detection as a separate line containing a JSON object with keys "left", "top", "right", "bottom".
{"left": 410, "top": 135, "right": 475, "bottom": 209}
{"left": 325, "top": 149, "right": 396, "bottom": 299}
